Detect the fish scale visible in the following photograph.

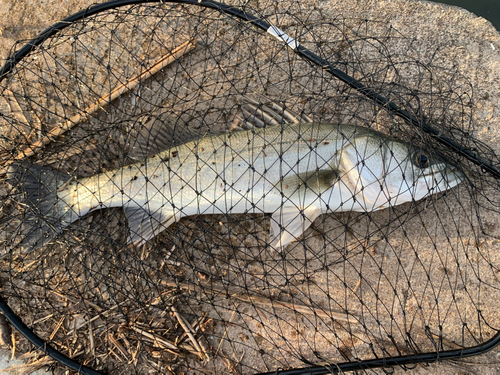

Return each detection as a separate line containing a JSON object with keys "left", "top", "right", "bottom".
{"left": 8, "top": 103, "right": 463, "bottom": 252}
{"left": 101, "top": 123, "right": 337, "bottom": 216}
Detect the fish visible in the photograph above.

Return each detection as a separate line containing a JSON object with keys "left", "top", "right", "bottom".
{"left": 7, "top": 97, "right": 464, "bottom": 252}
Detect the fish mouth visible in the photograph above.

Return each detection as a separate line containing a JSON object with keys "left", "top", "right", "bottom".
{"left": 427, "top": 163, "right": 465, "bottom": 192}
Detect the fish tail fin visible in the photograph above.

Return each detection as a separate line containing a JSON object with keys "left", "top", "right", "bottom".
{"left": 8, "top": 162, "right": 77, "bottom": 252}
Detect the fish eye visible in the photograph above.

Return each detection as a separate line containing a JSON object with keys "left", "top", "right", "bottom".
{"left": 413, "top": 151, "right": 429, "bottom": 168}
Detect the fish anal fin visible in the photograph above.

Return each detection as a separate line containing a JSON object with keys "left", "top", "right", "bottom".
{"left": 270, "top": 205, "right": 322, "bottom": 250}
{"left": 123, "top": 207, "right": 177, "bottom": 245}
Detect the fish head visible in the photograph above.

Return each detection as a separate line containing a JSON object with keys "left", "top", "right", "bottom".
{"left": 381, "top": 139, "right": 464, "bottom": 206}
{"left": 337, "top": 133, "right": 464, "bottom": 210}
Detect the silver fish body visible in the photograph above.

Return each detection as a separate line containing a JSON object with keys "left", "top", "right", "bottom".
{"left": 66, "top": 123, "right": 361, "bottom": 243}
{"left": 10, "top": 117, "right": 464, "bottom": 251}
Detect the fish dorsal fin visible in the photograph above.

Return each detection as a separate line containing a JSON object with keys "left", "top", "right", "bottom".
{"left": 233, "top": 95, "right": 313, "bottom": 130}
{"left": 123, "top": 207, "right": 178, "bottom": 245}
{"left": 270, "top": 205, "right": 322, "bottom": 250}
{"left": 128, "top": 113, "right": 200, "bottom": 160}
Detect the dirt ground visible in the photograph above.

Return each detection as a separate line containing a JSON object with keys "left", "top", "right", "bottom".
{"left": 0, "top": 0, "right": 500, "bottom": 374}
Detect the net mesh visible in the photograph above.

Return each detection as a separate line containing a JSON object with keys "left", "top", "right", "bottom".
{"left": 0, "top": 2, "right": 499, "bottom": 374}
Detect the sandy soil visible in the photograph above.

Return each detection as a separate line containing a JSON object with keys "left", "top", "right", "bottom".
{"left": 0, "top": 0, "right": 499, "bottom": 374}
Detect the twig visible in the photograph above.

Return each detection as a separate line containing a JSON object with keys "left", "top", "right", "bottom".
{"left": 56, "top": 176, "right": 76, "bottom": 192}
{"left": 108, "top": 333, "right": 129, "bottom": 361}
{"left": 128, "top": 325, "right": 179, "bottom": 351}
{"left": 160, "top": 280, "right": 359, "bottom": 324}
{"left": 17, "top": 352, "right": 41, "bottom": 360}
{"left": 215, "top": 309, "right": 238, "bottom": 358}
{"left": 108, "top": 347, "right": 122, "bottom": 362}
{"left": 176, "top": 314, "right": 204, "bottom": 344}
{"left": 49, "top": 316, "right": 65, "bottom": 341}
{"left": 74, "top": 301, "right": 125, "bottom": 330}
{"left": 117, "top": 330, "right": 134, "bottom": 364}
{"left": 253, "top": 306, "right": 269, "bottom": 321}
{"left": 171, "top": 305, "right": 206, "bottom": 360}
{"left": 88, "top": 319, "right": 95, "bottom": 357}
{"left": 1, "top": 356, "right": 54, "bottom": 374}
{"left": 220, "top": 350, "right": 241, "bottom": 375}
{"left": 0, "top": 39, "right": 196, "bottom": 175}
{"left": 163, "top": 245, "right": 181, "bottom": 267}
{"left": 10, "top": 332, "right": 15, "bottom": 360}
{"left": 52, "top": 290, "right": 103, "bottom": 313}
{"left": 132, "top": 341, "right": 140, "bottom": 367}
{"left": 128, "top": 324, "right": 200, "bottom": 358}
{"left": 31, "top": 110, "right": 44, "bottom": 141}
{"left": 352, "top": 277, "right": 362, "bottom": 295}
{"left": 16, "top": 259, "right": 39, "bottom": 274}
{"left": 0, "top": 312, "right": 12, "bottom": 347}
{"left": 198, "top": 335, "right": 212, "bottom": 361}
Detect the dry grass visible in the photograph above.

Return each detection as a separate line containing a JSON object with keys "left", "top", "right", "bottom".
{"left": 0, "top": 1, "right": 499, "bottom": 374}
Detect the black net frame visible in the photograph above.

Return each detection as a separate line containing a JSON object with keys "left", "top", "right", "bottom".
{"left": 0, "top": 0, "right": 500, "bottom": 374}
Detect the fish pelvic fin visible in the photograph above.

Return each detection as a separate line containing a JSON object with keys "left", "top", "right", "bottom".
{"left": 268, "top": 169, "right": 336, "bottom": 250}
{"left": 8, "top": 162, "right": 77, "bottom": 252}
{"left": 270, "top": 205, "right": 322, "bottom": 250}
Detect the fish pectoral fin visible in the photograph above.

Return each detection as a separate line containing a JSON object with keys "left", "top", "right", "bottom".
{"left": 270, "top": 205, "right": 322, "bottom": 250}
{"left": 124, "top": 207, "right": 178, "bottom": 245}
{"left": 278, "top": 169, "right": 338, "bottom": 195}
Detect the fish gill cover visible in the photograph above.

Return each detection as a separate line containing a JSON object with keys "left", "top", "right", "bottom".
{"left": 0, "top": 1, "right": 499, "bottom": 374}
